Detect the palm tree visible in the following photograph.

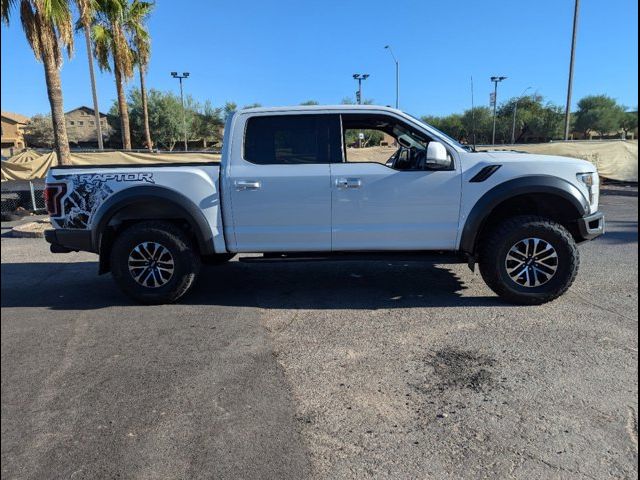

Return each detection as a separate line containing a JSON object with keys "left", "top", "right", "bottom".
{"left": 2, "top": 0, "right": 73, "bottom": 164}
{"left": 125, "top": 0, "right": 154, "bottom": 151}
{"left": 93, "top": 0, "right": 134, "bottom": 149}
{"left": 75, "top": 0, "right": 104, "bottom": 149}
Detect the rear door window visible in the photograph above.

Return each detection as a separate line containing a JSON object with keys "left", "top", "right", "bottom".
{"left": 244, "top": 114, "right": 341, "bottom": 164}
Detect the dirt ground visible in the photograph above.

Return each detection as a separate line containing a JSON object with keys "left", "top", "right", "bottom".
{"left": 345, "top": 146, "right": 397, "bottom": 164}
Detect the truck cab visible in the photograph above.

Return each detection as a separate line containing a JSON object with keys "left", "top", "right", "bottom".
{"left": 45, "top": 105, "right": 604, "bottom": 305}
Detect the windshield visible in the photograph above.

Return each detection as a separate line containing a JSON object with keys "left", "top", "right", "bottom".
{"left": 405, "top": 113, "right": 472, "bottom": 151}
{"left": 393, "top": 123, "right": 428, "bottom": 150}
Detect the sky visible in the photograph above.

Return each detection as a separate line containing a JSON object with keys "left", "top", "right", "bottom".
{"left": 1, "top": 0, "right": 638, "bottom": 118}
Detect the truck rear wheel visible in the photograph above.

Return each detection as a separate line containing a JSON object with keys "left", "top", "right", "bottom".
{"left": 478, "top": 216, "right": 580, "bottom": 305}
{"left": 110, "top": 221, "right": 201, "bottom": 304}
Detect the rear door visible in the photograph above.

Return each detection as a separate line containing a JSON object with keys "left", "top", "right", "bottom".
{"left": 225, "top": 113, "right": 341, "bottom": 252}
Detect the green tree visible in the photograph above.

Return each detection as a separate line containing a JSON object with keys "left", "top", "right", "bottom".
{"left": 112, "top": 88, "right": 221, "bottom": 150}
{"left": 574, "top": 95, "right": 625, "bottom": 139}
{"left": 422, "top": 114, "right": 466, "bottom": 142}
{"left": 621, "top": 110, "right": 638, "bottom": 139}
{"left": 344, "top": 129, "right": 384, "bottom": 147}
{"left": 193, "top": 100, "right": 224, "bottom": 148}
{"left": 142, "top": 90, "right": 186, "bottom": 151}
{"left": 460, "top": 107, "right": 493, "bottom": 145}
{"left": 497, "top": 94, "right": 563, "bottom": 143}
{"left": 93, "top": 0, "right": 135, "bottom": 149}
{"left": 242, "top": 103, "right": 262, "bottom": 109}
{"left": 341, "top": 97, "right": 374, "bottom": 105}
{"left": 2, "top": 0, "right": 73, "bottom": 164}
{"left": 23, "top": 114, "right": 55, "bottom": 148}
{"left": 223, "top": 101, "right": 237, "bottom": 122}
{"left": 24, "top": 113, "right": 79, "bottom": 148}
{"left": 300, "top": 100, "right": 319, "bottom": 105}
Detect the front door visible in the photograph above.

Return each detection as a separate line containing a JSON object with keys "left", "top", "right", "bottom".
{"left": 331, "top": 113, "right": 462, "bottom": 251}
{"left": 226, "top": 113, "right": 341, "bottom": 252}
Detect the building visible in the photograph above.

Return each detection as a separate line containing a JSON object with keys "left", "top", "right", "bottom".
{"left": 1, "top": 111, "right": 30, "bottom": 157}
{"left": 65, "top": 106, "right": 111, "bottom": 148}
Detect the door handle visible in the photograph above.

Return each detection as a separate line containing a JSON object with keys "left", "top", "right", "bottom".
{"left": 235, "top": 180, "right": 261, "bottom": 191}
{"left": 336, "top": 178, "right": 362, "bottom": 189}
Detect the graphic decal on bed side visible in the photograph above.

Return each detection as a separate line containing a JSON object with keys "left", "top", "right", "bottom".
{"left": 58, "top": 172, "right": 155, "bottom": 229}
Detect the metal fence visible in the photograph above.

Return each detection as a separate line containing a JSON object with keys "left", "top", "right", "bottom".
{"left": 1, "top": 180, "right": 46, "bottom": 218}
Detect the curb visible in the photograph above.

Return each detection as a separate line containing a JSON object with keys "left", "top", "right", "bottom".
{"left": 10, "top": 220, "right": 51, "bottom": 238}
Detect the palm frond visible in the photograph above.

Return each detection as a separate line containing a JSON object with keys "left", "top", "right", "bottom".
{"left": 91, "top": 22, "right": 112, "bottom": 71}
{"left": 19, "top": 0, "right": 43, "bottom": 59}
{"left": 74, "top": 0, "right": 92, "bottom": 24}
{"left": 41, "top": 0, "right": 74, "bottom": 56}
{"left": 125, "top": 0, "right": 153, "bottom": 70}
{"left": 1, "top": 0, "right": 16, "bottom": 24}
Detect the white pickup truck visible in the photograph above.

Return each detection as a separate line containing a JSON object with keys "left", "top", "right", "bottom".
{"left": 44, "top": 105, "right": 604, "bottom": 304}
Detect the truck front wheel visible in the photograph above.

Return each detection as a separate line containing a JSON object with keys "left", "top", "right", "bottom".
{"left": 110, "top": 221, "right": 201, "bottom": 304}
{"left": 478, "top": 216, "right": 580, "bottom": 305}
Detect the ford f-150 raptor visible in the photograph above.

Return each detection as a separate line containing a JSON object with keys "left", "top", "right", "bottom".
{"left": 44, "top": 105, "right": 605, "bottom": 304}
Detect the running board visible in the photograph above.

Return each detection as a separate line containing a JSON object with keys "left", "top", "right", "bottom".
{"left": 238, "top": 251, "right": 465, "bottom": 264}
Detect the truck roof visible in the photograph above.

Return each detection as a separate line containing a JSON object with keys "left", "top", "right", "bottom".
{"left": 233, "top": 104, "right": 466, "bottom": 153}
{"left": 236, "top": 104, "right": 404, "bottom": 115}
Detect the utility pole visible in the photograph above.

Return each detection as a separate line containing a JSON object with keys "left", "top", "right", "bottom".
{"left": 511, "top": 87, "right": 532, "bottom": 144}
{"left": 564, "top": 0, "right": 580, "bottom": 140}
{"left": 384, "top": 45, "right": 399, "bottom": 108}
{"left": 471, "top": 76, "right": 477, "bottom": 150}
{"left": 490, "top": 76, "right": 507, "bottom": 145}
{"left": 171, "top": 71, "right": 190, "bottom": 151}
{"left": 353, "top": 73, "right": 370, "bottom": 105}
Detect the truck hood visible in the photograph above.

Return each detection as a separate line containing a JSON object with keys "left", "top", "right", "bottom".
{"left": 480, "top": 150, "right": 597, "bottom": 173}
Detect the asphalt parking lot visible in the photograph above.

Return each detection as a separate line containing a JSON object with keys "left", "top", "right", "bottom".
{"left": 1, "top": 185, "right": 638, "bottom": 479}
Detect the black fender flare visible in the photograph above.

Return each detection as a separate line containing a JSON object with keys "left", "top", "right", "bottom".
{"left": 459, "top": 175, "right": 589, "bottom": 254}
{"left": 92, "top": 185, "right": 216, "bottom": 255}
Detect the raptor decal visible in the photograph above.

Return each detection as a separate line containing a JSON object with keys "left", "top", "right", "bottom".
{"left": 59, "top": 172, "right": 155, "bottom": 229}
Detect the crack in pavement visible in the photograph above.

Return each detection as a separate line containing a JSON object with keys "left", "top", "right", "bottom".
{"left": 627, "top": 406, "right": 639, "bottom": 453}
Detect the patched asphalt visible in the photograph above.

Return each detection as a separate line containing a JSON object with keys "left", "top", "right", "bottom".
{"left": 1, "top": 185, "right": 638, "bottom": 479}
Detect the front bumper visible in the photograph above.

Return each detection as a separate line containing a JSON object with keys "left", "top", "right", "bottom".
{"left": 577, "top": 211, "right": 605, "bottom": 241}
{"left": 44, "top": 229, "right": 94, "bottom": 253}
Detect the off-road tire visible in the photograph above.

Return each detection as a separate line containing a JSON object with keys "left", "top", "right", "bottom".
{"left": 479, "top": 215, "right": 580, "bottom": 305}
{"left": 110, "top": 221, "right": 201, "bottom": 304}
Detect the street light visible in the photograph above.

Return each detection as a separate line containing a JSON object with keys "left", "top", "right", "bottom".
{"left": 171, "top": 71, "right": 190, "bottom": 151}
{"left": 511, "top": 87, "right": 532, "bottom": 144}
{"left": 490, "top": 76, "right": 507, "bottom": 145}
{"left": 352, "top": 73, "right": 370, "bottom": 105}
{"left": 564, "top": 0, "right": 580, "bottom": 140}
{"left": 384, "top": 45, "right": 399, "bottom": 109}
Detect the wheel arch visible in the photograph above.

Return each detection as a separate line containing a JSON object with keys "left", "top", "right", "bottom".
{"left": 93, "top": 186, "right": 215, "bottom": 273}
{"left": 460, "top": 175, "right": 589, "bottom": 255}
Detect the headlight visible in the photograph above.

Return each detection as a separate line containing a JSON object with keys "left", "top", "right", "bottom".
{"left": 577, "top": 172, "right": 594, "bottom": 188}
{"left": 577, "top": 172, "right": 599, "bottom": 211}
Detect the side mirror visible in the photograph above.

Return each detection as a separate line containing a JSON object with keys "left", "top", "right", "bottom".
{"left": 425, "top": 141, "right": 452, "bottom": 170}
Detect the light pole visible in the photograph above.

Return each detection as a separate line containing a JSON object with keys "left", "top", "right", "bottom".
{"left": 564, "top": 0, "right": 580, "bottom": 140}
{"left": 171, "top": 71, "right": 190, "bottom": 151}
{"left": 384, "top": 45, "right": 399, "bottom": 109}
{"left": 511, "top": 87, "right": 532, "bottom": 144}
{"left": 353, "top": 73, "right": 370, "bottom": 105}
{"left": 490, "top": 76, "right": 507, "bottom": 145}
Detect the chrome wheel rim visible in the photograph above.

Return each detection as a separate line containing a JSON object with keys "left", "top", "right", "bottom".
{"left": 505, "top": 238, "right": 558, "bottom": 288}
{"left": 128, "top": 242, "right": 175, "bottom": 288}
